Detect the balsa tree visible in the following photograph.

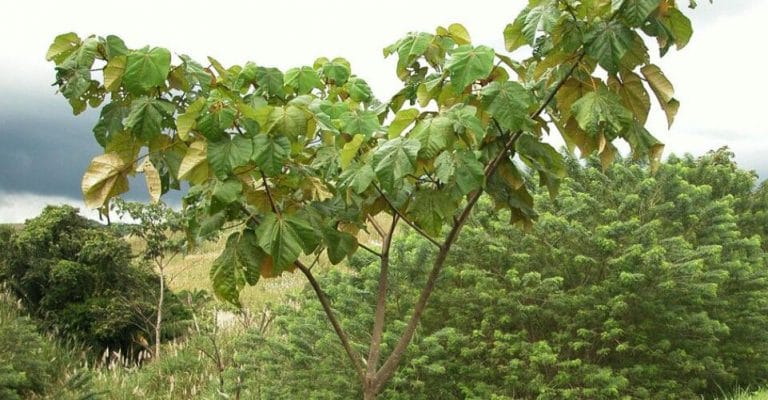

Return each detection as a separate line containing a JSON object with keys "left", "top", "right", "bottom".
{"left": 48, "top": 0, "right": 700, "bottom": 397}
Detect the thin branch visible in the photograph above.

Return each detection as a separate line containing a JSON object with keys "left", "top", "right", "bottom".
{"left": 366, "top": 214, "right": 398, "bottom": 379}
{"left": 260, "top": 172, "right": 281, "bottom": 217}
{"left": 372, "top": 183, "right": 441, "bottom": 249}
{"left": 295, "top": 260, "right": 366, "bottom": 383}
{"left": 358, "top": 242, "right": 383, "bottom": 259}
{"left": 307, "top": 252, "right": 322, "bottom": 272}
{"left": 367, "top": 215, "right": 386, "bottom": 239}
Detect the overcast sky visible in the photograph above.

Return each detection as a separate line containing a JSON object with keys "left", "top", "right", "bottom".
{"left": 0, "top": 0, "right": 766, "bottom": 223}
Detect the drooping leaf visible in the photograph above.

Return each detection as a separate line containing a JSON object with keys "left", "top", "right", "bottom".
{"left": 641, "top": 63, "right": 678, "bottom": 127}
{"left": 253, "top": 134, "right": 291, "bottom": 176}
{"left": 123, "top": 46, "right": 171, "bottom": 94}
{"left": 339, "top": 163, "right": 376, "bottom": 194}
{"left": 210, "top": 230, "right": 267, "bottom": 305}
{"left": 340, "top": 134, "right": 365, "bottom": 170}
{"left": 46, "top": 32, "right": 81, "bottom": 62}
{"left": 177, "top": 97, "right": 206, "bottom": 141}
{"left": 81, "top": 152, "right": 129, "bottom": 209}
{"left": 608, "top": 71, "right": 651, "bottom": 124}
{"left": 346, "top": 77, "right": 373, "bottom": 102}
{"left": 103, "top": 55, "right": 126, "bottom": 92}
{"left": 663, "top": 7, "right": 693, "bottom": 49}
{"left": 256, "top": 213, "right": 319, "bottom": 270}
{"left": 620, "top": 0, "right": 660, "bottom": 26}
{"left": 178, "top": 140, "right": 209, "bottom": 184}
{"left": 454, "top": 150, "right": 485, "bottom": 194}
{"left": 139, "top": 159, "right": 162, "bottom": 203}
{"left": 447, "top": 23, "right": 472, "bottom": 45}
{"left": 445, "top": 45, "right": 495, "bottom": 93}
{"left": 407, "top": 189, "right": 456, "bottom": 236}
{"left": 445, "top": 104, "right": 486, "bottom": 144}
{"left": 322, "top": 227, "right": 358, "bottom": 265}
{"left": 504, "top": 11, "right": 530, "bottom": 52}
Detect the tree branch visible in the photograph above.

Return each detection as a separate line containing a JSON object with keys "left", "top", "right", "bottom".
{"left": 295, "top": 260, "right": 366, "bottom": 384}
{"left": 372, "top": 183, "right": 441, "bottom": 249}
{"left": 372, "top": 52, "right": 586, "bottom": 391}
{"left": 260, "top": 172, "right": 281, "bottom": 217}
{"left": 366, "top": 214, "right": 398, "bottom": 381}
{"left": 359, "top": 242, "right": 383, "bottom": 259}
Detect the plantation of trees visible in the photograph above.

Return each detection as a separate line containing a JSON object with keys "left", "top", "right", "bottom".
{"left": 2, "top": 0, "right": 768, "bottom": 398}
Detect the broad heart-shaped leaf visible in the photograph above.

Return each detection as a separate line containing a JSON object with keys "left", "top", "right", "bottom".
{"left": 210, "top": 230, "right": 267, "bottom": 306}
{"left": 387, "top": 108, "right": 420, "bottom": 139}
{"left": 176, "top": 97, "right": 206, "bottom": 141}
{"left": 620, "top": 0, "right": 659, "bottom": 26}
{"left": 571, "top": 87, "right": 633, "bottom": 135}
{"left": 346, "top": 77, "right": 373, "bottom": 103}
{"left": 81, "top": 152, "right": 129, "bottom": 209}
{"left": 266, "top": 105, "right": 311, "bottom": 139}
{"left": 207, "top": 134, "right": 254, "bottom": 178}
{"left": 454, "top": 150, "right": 485, "bottom": 194}
{"left": 445, "top": 45, "right": 495, "bottom": 93}
{"left": 481, "top": 81, "right": 533, "bottom": 132}
{"left": 253, "top": 134, "right": 291, "bottom": 176}
{"left": 322, "top": 60, "right": 351, "bottom": 85}
{"left": 46, "top": 32, "right": 80, "bottom": 63}
{"left": 178, "top": 140, "right": 209, "bottom": 184}
{"left": 93, "top": 102, "right": 130, "bottom": 147}
{"left": 504, "top": 11, "right": 529, "bottom": 52}
{"left": 340, "top": 110, "right": 380, "bottom": 138}
{"left": 585, "top": 20, "right": 635, "bottom": 74}
{"left": 410, "top": 116, "right": 453, "bottom": 159}
{"left": 372, "top": 137, "right": 421, "bottom": 190}
{"left": 123, "top": 97, "right": 174, "bottom": 141}
{"left": 284, "top": 66, "right": 324, "bottom": 94}
{"left": 624, "top": 120, "right": 665, "bottom": 171}
{"left": 407, "top": 189, "right": 456, "bottom": 236}
{"left": 139, "top": 159, "right": 162, "bottom": 203}
{"left": 524, "top": 0, "right": 560, "bottom": 43}
{"left": 123, "top": 46, "right": 171, "bottom": 94}
{"left": 608, "top": 71, "right": 651, "bottom": 124}
{"left": 445, "top": 104, "right": 486, "bottom": 144}
{"left": 322, "top": 227, "right": 358, "bottom": 265}
{"left": 105, "top": 35, "right": 128, "bottom": 58}
{"left": 662, "top": 7, "right": 693, "bottom": 50}
{"left": 256, "top": 213, "right": 320, "bottom": 271}
{"left": 212, "top": 178, "right": 243, "bottom": 205}
{"left": 340, "top": 134, "right": 365, "bottom": 170}
{"left": 641, "top": 64, "right": 678, "bottom": 127}
{"left": 338, "top": 163, "right": 375, "bottom": 194}
{"left": 255, "top": 67, "right": 286, "bottom": 98}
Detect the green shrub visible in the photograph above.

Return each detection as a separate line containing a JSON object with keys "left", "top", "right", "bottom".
{"left": 1, "top": 205, "right": 190, "bottom": 360}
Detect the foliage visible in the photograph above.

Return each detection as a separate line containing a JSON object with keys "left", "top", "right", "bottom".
{"left": 0, "top": 290, "right": 100, "bottom": 400}
{"left": 1, "top": 205, "right": 189, "bottom": 359}
{"left": 48, "top": 0, "right": 705, "bottom": 395}
{"left": 235, "top": 152, "right": 768, "bottom": 399}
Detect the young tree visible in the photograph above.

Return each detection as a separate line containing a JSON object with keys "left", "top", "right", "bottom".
{"left": 111, "top": 199, "right": 187, "bottom": 360}
{"left": 48, "top": 1, "right": 703, "bottom": 397}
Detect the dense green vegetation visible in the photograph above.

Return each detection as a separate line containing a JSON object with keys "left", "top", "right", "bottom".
{"left": 4, "top": 149, "right": 768, "bottom": 399}
{"left": 0, "top": 206, "right": 190, "bottom": 360}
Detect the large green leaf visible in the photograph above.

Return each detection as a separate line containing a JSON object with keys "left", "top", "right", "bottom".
{"left": 255, "top": 67, "right": 286, "bottom": 98}
{"left": 210, "top": 230, "right": 266, "bottom": 305}
{"left": 46, "top": 32, "right": 80, "bottom": 63}
{"left": 253, "top": 134, "right": 291, "bottom": 176}
{"left": 407, "top": 189, "right": 456, "bottom": 236}
{"left": 372, "top": 137, "right": 421, "bottom": 190}
{"left": 586, "top": 20, "right": 635, "bottom": 74}
{"left": 454, "top": 150, "right": 485, "bottom": 195}
{"left": 571, "top": 87, "right": 633, "bottom": 135}
{"left": 207, "top": 135, "right": 254, "bottom": 178}
{"left": 93, "top": 102, "right": 130, "bottom": 146}
{"left": 607, "top": 71, "right": 651, "bottom": 124}
{"left": 504, "top": 11, "right": 530, "bottom": 52}
{"left": 445, "top": 45, "right": 495, "bottom": 93}
{"left": 620, "top": 0, "right": 659, "bottom": 26}
{"left": 663, "top": 8, "right": 693, "bottom": 49}
{"left": 322, "top": 227, "right": 358, "bottom": 265}
{"left": 410, "top": 116, "right": 453, "bottom": 159}
{"left": 445, "top": 104, "right": 486, "bottom": 144}
{"left": 340, "top": 110, "right": 380, "bottom": 137}
{"left": 123, "top": 47, "right": 171, "bottom": 94}
{"left": 123, "top": 97, "right": 175, "bottom": 141}
{"left": 346, "top": 77, "right": 373, "bottom": 103}
{"left": 284, "top": 66, "right": 324, "bottom": 94}
{"left": 266, "top": 105, "right": 310, "bottom": 139}
{"left": 338, "top": 163, "right": 375, "bottom": 194}
{"left": 256, "top": 213, "right": 319, "bottom": 270}
{"left": 481, "top": 81, "right": 533, "bottom": 132}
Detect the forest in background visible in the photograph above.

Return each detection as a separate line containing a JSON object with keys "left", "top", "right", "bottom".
{"left": 2, "top": 148, "right": 768, "bottom": 399}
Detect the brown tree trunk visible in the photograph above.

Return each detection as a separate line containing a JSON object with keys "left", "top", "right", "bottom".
{"left": 155, "top": 271, "right": 164, "bottom": 360}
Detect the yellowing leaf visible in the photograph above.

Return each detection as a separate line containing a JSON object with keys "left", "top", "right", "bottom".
{"left": 177, "top": 98, "right": 206, "bottom": 141}
{"left": 81, "top": 152, "right": 129, "bottom": 209}
{"left": 103, "top": 55, "right": 126, "bottom": 92}
{"left": 641, "top": 64, "right": 679, "bottom": 127}
{"left": 340, "top": 134, "right": 365, "bottom": 170}
{"left": 448, "top": 23, "right": 471, "bottom": 45}
{"left": 178, "top": 140, "right": 209, "bottom": 184}
{"left": 139, "top": 159, "right": 162, "bottom": 203}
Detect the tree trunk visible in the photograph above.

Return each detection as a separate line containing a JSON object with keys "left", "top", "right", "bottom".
{"left": 363, "top": 386, "right": 378, "bottom": 400}
{"left": 155, "top": 271, "right": 165, "bottom": 360}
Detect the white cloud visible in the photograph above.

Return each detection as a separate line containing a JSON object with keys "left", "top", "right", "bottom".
{"left": 0, "top": 192, "right": 103, "bottom": 224}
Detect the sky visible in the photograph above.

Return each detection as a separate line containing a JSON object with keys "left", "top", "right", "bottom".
{"left": 0, "top": 0, "right": 766, "bottom": 223}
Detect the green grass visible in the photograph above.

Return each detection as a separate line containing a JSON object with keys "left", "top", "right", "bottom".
{"left": 728, "top": 389, "right": 768, "bottom": 400}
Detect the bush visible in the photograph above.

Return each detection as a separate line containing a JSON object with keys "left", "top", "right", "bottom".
{"left": 1, "top": 205, "right": 190, "bottom": 360}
